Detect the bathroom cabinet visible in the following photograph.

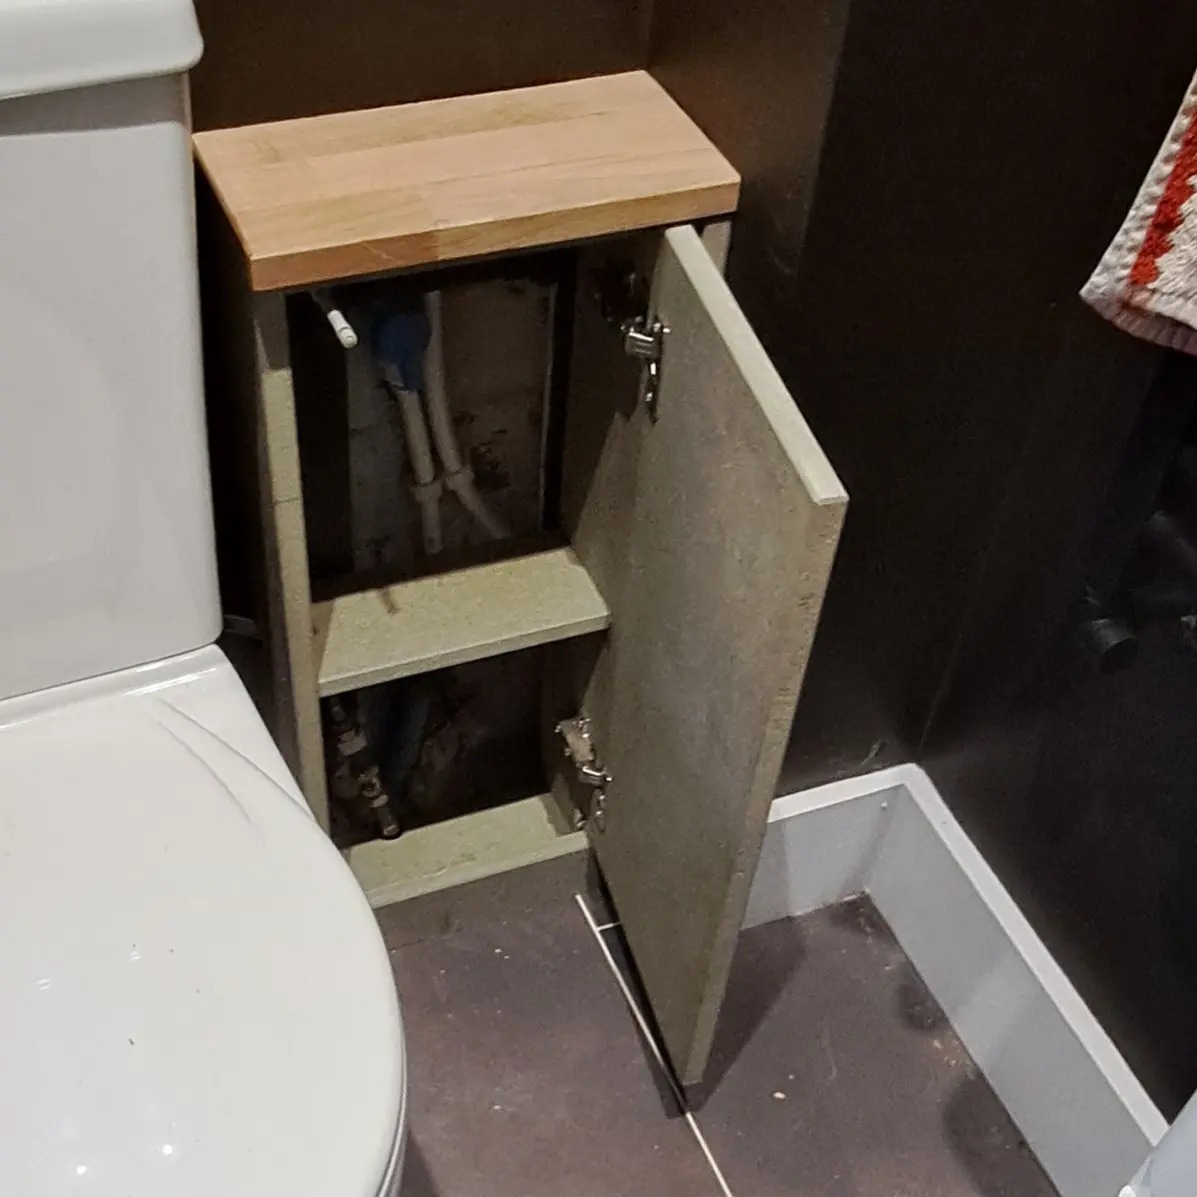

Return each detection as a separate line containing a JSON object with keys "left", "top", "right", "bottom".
{"left": 195, "top": 70, "right": 846, "bottom": 1084}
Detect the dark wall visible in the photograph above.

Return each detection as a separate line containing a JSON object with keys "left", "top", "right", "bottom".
{"left": 651, "top": 0, "right": 1197, "bottom": 1109}
{"left": 190, "top": 0, "right": 651, "bottom": 130}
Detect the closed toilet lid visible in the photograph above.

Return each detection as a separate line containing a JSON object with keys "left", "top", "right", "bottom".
{"left": 0, "top": 658, "right": 403, "bottom": 1197}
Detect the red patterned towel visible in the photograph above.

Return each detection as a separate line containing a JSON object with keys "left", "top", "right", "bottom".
{"left": 1083, "top": 71, "right": 1197, "bottom": 352}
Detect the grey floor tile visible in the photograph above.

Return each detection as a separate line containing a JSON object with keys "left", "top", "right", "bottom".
{"left": 691, "top": 898, "right": 1060, "bottom": 1197}
{"left": 387, "top": 901, "right": 723, "bottom": 1197}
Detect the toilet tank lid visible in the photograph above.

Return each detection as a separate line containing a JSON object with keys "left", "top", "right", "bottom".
{"left": 0, "top": 0, "right": 202, "bottom": 103}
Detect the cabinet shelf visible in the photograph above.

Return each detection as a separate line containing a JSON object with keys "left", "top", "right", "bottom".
{"left": 344, "top": 793, "right": 585, "bottom": 909}
{"left": 312, "top": 547, "right": 610, "bottom": 696}
{"left": 193, "top": 71, "right": 740, "bottom": 291}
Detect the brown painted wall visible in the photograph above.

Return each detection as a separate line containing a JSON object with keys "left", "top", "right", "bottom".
{"left": 190, "top": 0, "right": 651, "bottom": 130}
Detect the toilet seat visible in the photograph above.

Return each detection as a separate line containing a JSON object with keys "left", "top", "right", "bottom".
{"left": 0, "top": 647, "right": 404, "bottom": 1197}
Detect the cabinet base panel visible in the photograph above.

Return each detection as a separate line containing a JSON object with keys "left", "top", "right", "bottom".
{"left": 346, "top": 792, "right": 586, "bottom": 910}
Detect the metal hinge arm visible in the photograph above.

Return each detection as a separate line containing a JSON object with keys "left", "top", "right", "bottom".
{"left": 623, "top": 315, "right": 668, "bottom": 420}
{"left": 555, "top": 715, "right": 611, "bottom": 831}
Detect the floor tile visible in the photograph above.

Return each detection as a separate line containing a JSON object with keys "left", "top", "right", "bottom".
{"left": 387, "top": 901, "right": 723, "bottom": 1197}
{"left": 691, "top": 898, "right": 1059, "bottom": 1197}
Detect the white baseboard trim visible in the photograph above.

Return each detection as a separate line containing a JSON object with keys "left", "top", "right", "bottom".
{"left": 748, "top": 763, "right": 1166, "bottom": 1197}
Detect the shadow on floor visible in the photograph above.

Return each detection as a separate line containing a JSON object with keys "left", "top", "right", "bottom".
{"left": 398, "top": 1137, "right": 439, "bottom": 1197}
{"left": 686, "top": 899, "right": 1060, "bottom": 1197}
{"left": 687, "top": 915, "right": 808, "bottom": 1108}
{"left": 597, "top": 922, "right": 691, "bottom": 1119}
{"left": 944, "top": 1071, "right": 1057, "bottom": 1197}
{"left": 389, "top": 903, "right": 726, "bottom": 1197}
{"left": 827, "top": 897, "right": 951, "bottom": 1035}
{"left": 835, "top": 900, "right": 1055, "bottom": 1197}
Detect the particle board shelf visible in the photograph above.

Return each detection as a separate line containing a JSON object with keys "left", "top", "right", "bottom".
{"left": 193, "top": 71, "right": 740, "bottom": 291}
{"left": 312, "top": 547, "right": 610, "bottom": 697}
{"left": 345, "top": 793, "right": 586, "bottom": 909}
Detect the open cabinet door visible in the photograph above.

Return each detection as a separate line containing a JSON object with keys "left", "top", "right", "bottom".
{"left": 562, "top": 224, "right": 847, "bottom": 1085}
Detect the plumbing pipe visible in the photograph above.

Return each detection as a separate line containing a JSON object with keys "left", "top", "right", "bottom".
{"left": 382, "top": 364, "right": 443, "bottom": 555}
{"left": 327, "top": 696, "right": 401, "bottom": 840}
{"left": 1146, "top": 511, "right": 1197, "bottom": 587}
{"left": 1075, "top": 587, "right": 1138, "bottom": 673}
{"left": 311, "top": 289, "right": 359, "bottom": 349}
{"left": 423, "top": 290, "right": 510, "bottom": 541}
{"left": 445, "top": 464, "right": 510, "bottom": 541}
{"left": 376, "top": 677, "right": 433, "bottom": 809}
{"left": 422, "top": 291, "right": 465, "bottom": 475}
{"left": 374, "top": 311, "right": 445, "bottom": 555}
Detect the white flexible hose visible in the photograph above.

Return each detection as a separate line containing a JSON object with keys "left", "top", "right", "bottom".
{"left": 384, "top": 364, "right": 443, "bottom": 554}
{"left": 411, "top": 478, "right": 444, "bottom": 556}
{"left": 445, "top": 469, "right": 509, "bottom": 540}
{"left": 423, "top": 291, "right": 464, "bottom": 475}
{"left": 423, "top": 290, "right": 510, "bottom": 541}
{"left": 393, "top": 385, "right": 436, "bottom": 487}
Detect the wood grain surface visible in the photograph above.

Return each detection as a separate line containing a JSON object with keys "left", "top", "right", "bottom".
{"left": 194, "top": 72, "right": 739, "bottom": 290}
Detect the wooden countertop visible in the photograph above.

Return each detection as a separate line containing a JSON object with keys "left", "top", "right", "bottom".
{"left": 194, "top": 71, "right": 740, "bottom": 291}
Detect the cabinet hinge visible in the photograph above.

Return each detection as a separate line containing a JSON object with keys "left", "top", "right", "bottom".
{"left": 591, "top": 259, "right": 669, "bottom": 420}
{"left": 623, "top": 315, "right": 669, "bottom": 420}
{"left": 555, "top": 714, "right": 611, "bottom": 832}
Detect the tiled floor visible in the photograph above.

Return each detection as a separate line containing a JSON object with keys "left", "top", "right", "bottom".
{"left": 385, "top": 894, "right": 1059, "bottom": 1197}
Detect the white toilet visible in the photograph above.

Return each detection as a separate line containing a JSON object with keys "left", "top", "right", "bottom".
{"left": 0, "top": 2, "right": 407, "bottom": 1194}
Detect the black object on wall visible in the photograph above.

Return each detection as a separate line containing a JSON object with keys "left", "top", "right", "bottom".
{"left": 652, "top": 0, "right": 1197, "bottom": 1111}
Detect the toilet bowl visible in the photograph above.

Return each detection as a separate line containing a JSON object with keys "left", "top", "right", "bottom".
{"left": 0, "top": 647, "right": 407, "bottom": 1195}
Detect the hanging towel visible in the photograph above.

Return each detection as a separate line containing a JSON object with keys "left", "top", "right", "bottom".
{"left": 1083, "top": 69, "right": 1197, "bottom": 353}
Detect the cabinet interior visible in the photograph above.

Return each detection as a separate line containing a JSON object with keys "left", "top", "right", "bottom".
{"left": 285, "top": 249, "right": 624, "bottom": 854}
